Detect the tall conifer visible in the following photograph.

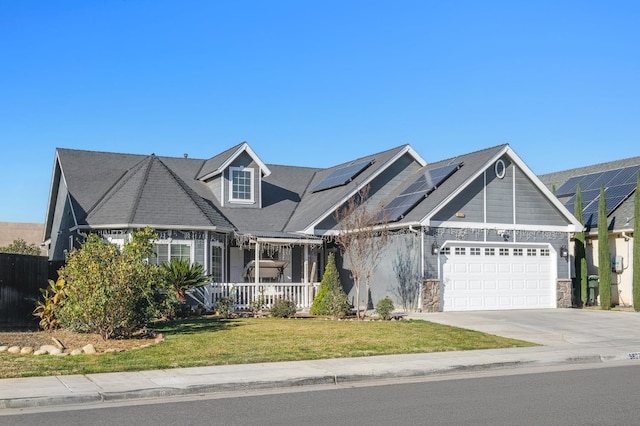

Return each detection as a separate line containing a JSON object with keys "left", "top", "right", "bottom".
{"left": 598, "top": 185, "right": 612, "bottom": 309}
{"left": 633, "top": 173, "right": 640, "bottom": 311}
{"left": 574, "top": 184, "right": 587, "bottom": 306}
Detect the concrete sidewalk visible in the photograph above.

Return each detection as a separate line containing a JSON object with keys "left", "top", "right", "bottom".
{"left": 1, "top": 310, "right": 639, "bottom": 410}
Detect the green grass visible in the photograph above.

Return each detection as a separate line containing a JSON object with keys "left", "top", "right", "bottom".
{"left": 0, "top": 317, "right": 536, "bottom": 379}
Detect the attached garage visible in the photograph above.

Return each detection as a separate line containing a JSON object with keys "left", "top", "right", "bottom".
{"left": 439, "top": 242, "right": 557, "bottom": 311}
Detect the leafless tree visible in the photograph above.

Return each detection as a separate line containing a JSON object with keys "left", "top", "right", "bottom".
{"left": 334, "top": 185, "right": 390, "bottom": 319}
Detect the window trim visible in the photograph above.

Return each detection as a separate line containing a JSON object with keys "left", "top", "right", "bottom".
{"left": 229, "top": 166, "right": 255, "bottom": 204}
{"left": 148, "top": 239, "right": 194, "bottom": 265}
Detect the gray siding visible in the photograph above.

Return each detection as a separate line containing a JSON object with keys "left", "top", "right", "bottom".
{"left": 514, "top": 167, "right": 568, "bottom": 226}
{"left": 486, "top": 157, "right": 515, "bottom": 224}
{"left": 432, "top": 176, "right": 485, "bottom": 223}
{"left": 50, "top": 184, "right": 76, "bottom": 261}
{"left": 224, "top": 151, "right": 261, "bottom": 208}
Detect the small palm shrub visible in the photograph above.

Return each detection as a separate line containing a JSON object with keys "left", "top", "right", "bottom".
{"left": 375, "top": 297, "right": 395, "bottom": 320}
{"left": 270, "top": 298, "right": 297, "bottom": 318}
{"left": 161, "top": 258, "right": 209, "bottom": 302}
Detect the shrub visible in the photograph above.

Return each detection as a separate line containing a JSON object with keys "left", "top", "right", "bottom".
{"left": 33, "top": 276, "right": 66, "bottom": 330}
{"left": 215, "top": 297, "right": 235, "bottom": 319}
{"left": 375, "top": 297, "right": 395, "bottom": 320}
{"left": 270, "top": 298, "right": 297, "bottom": 318}
{"left": 161, "top": 258, "right": 209, "bottom": 302}
{"left": 57, "top": 228, "right": 170, "bottom": 339}
{"left": 310, "top": 252, "right": 351, "bottom": 318}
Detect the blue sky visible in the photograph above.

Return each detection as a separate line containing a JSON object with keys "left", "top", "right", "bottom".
{"left": 1, "top": 1, "right": 639, "bottom": 224}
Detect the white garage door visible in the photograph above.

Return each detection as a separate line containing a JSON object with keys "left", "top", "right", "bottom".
{"left": 440, "top": 243, "right": 556, "bottom": 311}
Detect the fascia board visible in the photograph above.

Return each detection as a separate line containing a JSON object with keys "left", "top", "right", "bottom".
{"left": 72, "top": 224, "right": 234, "bottom": 232}
{"left": 199, "top": 142, "right": 272, "bottom": 181}
{"left": 420, "top": 146, "right": 584, "bottom": 233}
{"left": 301, "top": 145, "right": 422, "bottom": 234}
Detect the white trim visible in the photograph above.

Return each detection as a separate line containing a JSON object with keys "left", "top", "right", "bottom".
{"left": 302, "top": 145, "right": 426, "bottom": 234}
{"left": 229, "top": 166, "right": 255, "bottom": 204}
{"left": 150, "top": 239, "right": 195, "bottom": 264}
{"left": 198, "top": 142, "right": 272, "bottom": 181}
{"left": 431, "top": 220, "right": 577, "bottom": 233}
{"left": 72, "top": 224, "right": 228, "bottom": 231}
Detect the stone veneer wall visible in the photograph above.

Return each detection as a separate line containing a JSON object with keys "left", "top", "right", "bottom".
{"left": 421, "top": 279, "right": 440, "bottom": 313}
{"left": 556, "top": 279, "right": 572, "bottom": 308}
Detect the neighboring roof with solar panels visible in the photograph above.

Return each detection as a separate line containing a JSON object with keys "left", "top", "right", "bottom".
{"left": 540, "top": 157, "right": 640, "bottom": 232}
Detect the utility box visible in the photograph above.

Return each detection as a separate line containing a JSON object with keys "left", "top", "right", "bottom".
{"left": 587, "top": 275, "right": 599, "bottom": 306}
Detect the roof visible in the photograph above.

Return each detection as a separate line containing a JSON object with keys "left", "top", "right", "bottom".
{"left": 539, "top": 156, "right": 640, "bottom": 232}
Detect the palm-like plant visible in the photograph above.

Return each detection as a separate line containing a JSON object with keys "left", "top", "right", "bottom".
{"left": 161, "top": 258, "right": 209, "bottom": 302}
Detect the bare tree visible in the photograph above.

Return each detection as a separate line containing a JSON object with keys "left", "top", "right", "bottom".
{"left": 334, "top": 185, "right": 390, "bottom": 319}
{"left": 392, "top": 234, "right": 422, "bottom": 312}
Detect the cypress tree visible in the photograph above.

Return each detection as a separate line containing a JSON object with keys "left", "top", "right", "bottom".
{"left": 598, "top": 185, "right": 612, "bottom": 309}
{"left": 633, "top": 173, "right": 640, "bottom": 311}
{"left": 574, "top": 183, "right": 587, "bottom": 307}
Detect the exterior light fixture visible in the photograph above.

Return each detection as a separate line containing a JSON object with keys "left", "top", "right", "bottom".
{"left": 560, "top": 245, "right": 568, "bottom": 258}
{"left": 431, "top": 242, "right": 439, "bottom": 255}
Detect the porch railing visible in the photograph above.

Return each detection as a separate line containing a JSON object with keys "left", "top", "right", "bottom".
{"left": 186, "top": 282, "right": 321, "bottom": 312}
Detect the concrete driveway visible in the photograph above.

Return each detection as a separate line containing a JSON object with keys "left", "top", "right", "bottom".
{"left": 410, "top": 309, "right": 640, "bottom": 347}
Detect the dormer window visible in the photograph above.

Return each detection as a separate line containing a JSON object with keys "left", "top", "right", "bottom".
{"left": 230, "top": 166, "right": 254, "bottom": 203}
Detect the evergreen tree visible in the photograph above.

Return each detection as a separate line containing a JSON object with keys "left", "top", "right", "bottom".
{"left": 597, "top": 185, "right": 612, "bottom": 309}
{"left": 633, "top": 173, "right": 640, "bottom": 311}
{"left": 310, "top": 252, "right": 351, "bottom": 318}
{"left": 574, "top": 184, "right": 588, "bottom": 307}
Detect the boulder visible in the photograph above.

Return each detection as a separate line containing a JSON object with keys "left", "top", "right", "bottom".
{"left": 48, "top": 347, "right": 63, "bottom": 355}
{"left": 70, "top": 349, "right": 83, "bottom": 356}
{"left": 38, "top": 344, "right": 59, "bottom": 354}
{"left": 33, "top": 349, "right": 48, "bottom": 356}
{"left": 7, "top": 346, "right": 21, "bottom": 354}
{"left": 0, "top": 346, "right": 8, "bottom": 352}
{"left": 20, "top": 347, "right": 34, "bottom": 354}
{"left": 82, "top": 344, "right": 97, "bottom": 354}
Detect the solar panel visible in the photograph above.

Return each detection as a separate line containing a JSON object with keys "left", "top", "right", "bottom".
{"left": 379, "top": 162, "right": 462, "bottom": 222}
{"left": 556, "top": 176, "right": 582, "bottom": 197}
{"left": 312, "top": 160, "right": 373, "bottom": 192}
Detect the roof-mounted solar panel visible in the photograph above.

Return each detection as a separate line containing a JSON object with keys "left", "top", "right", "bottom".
{"left": 379, "top": 162, "right": 463, "bottom": 222}
{"left": 312, "top": 160, "right": 374, "bottom": 192}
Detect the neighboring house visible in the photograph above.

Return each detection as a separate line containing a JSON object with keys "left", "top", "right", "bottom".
{"left": 540, "top": 157, "right": 640, "bottom": 308}
{"left": 0, "top": 222, "right": 46, "bottom": 256}
{"left": 44, "top": 142, "right": 581, "bottom": 312}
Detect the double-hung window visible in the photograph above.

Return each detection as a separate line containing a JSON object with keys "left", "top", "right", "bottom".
{"left": 229, "top": 166, "right": 254, "bottom": 203}
{"left": 148, "top": 241, "right": 193, "bottom": 265}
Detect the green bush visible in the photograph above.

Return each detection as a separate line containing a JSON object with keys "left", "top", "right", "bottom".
{"left": 33, "top": 276, "right": 67, "bottom": 330}
{"left": 57, "top": 228, "right": 171, "bottom": 339}
{"left": 270, "top": 298, "right": 297, "bottom": 318}
{"left": 310, "top": 252, "right": 351, "bottom": 318}
{"left": 375, "top": 297, "right": 395, "bottom": 320}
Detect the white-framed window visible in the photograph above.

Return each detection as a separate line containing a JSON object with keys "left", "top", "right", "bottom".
{"left": 454, "top": 247, "right": 466, "bottom": 256}
{"left": 210, "top": 241, "right": 224, "bottom": 283}
{"left": 441, "top": 247, "right": 451, "bottom": 255}
{"left": 470, "top": 247, "right": 481, "bottom": 256}
{"left": 485, "top": 248, "right": 495, "bottom": 256}
{"left": 527, "top": 248, "right": 537, "bottom": 256}
{"left": 499, "top": 248, "right": 510, "bottom": 256}
{"left": 513, "top": 248, "right": 523, "bottom": 256}
{"left": 148, "top": 240, "right": 193, "bottom": 265}
{"left": 229, "top": 166, "right": 254, "bottom": 203}
{"left": 540, "top": 248, "right": 550, "bottom": 257}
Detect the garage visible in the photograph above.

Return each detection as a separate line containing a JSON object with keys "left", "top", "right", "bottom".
{"left": 439, "top": 242, "right": 556, "bottom": 311}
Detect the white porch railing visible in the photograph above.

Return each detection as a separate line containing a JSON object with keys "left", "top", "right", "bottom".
{"left": 185, "top": 282, "right": 321, "bottom": 311}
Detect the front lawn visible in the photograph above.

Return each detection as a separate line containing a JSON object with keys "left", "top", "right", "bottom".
{"left": 0, "top": 317, "right": 535, "bottom": 379}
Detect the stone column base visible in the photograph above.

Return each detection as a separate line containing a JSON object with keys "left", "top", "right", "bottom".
{"left": 421, "top": 279, "right": 441, "bottom": 312}
{"left": 557, "top": 279, "right": 572, "bottom": 308}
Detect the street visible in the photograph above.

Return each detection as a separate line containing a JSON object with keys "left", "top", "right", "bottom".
{"left": 3, "top": 363, "right": 639, "bottom": 425}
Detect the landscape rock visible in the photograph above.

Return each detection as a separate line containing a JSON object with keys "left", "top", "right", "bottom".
{"left": 0, "top": 346, "right": 8, "bottom": 352}
{"left": 82, "top": 344, "right": 97, "bottom": 354}
{"left": 7, "top": 346, "right": 21, "bottom": 354}
{"left": 39, "top": 344, "right": 59, "bottom": 354}
{"left": 70, "top": 349, "right": 83, "bottom": 356}
{"left": 48, "top": 347, "right": 63, "bottom": 355}
{"left": 33, "top": 349, "right": 47, "bottom": 356}
{"left": 20, "top": 347, "right": 34, "bottom": 354}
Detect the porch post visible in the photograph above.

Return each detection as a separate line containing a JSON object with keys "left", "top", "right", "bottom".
{"left": 254, "top": 240, "right": 260, "bottom": 303}
{"left": 304, "top": 244, "right": 310, "bottom": 307}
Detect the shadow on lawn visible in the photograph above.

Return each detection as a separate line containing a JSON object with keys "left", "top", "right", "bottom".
{"left": 154, "top": 317, "right": 244, "bottom": 335}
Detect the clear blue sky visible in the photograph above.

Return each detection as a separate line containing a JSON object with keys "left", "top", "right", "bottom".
{"left": 1, "top": 1, "right": 639, "bottom": 224}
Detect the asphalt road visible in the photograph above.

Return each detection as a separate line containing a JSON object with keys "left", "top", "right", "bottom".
{"left": 3, "top": 363, "right": 640, "bottom": 425}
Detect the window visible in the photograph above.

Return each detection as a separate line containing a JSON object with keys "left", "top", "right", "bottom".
{"left": 540, "top": 248, "right": 550, "bottom": 257}
{"left": 470, "top": 248, "right": 481, "bottom": 256}
{"left": 485, "top": 248, "right": 495, "bottom": 256}
{"left": 513, "top": 248, "right": 523, "bottom": 256}
{"left": 210, "top": 243, "right": 224, "bottom": 283}
{"left": 230, "top": 166, "right": 254, "bottom": 202}
{"left": 148, "top": 241, "right": 192, "bottom": 265}
{"left": 527, "top": 248, "right": 537, "bottom": 256}
{"left": 499, "top": 248, "right": 509, "bottom": 256}
{"left": 441, "top": 247, "right": 450, "bottom": 255}
{"left": 454, "top": 247, "right": 466, "bottom": 256}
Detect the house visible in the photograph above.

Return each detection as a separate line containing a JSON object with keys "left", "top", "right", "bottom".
{"left": 44, "top": 142, "right": 582, "bottom": 312}
{"left": 0, "top": 222, "right": 46, "bottom": 256}
{"left": 540, "top": 157, "right": 640, "bottom": 308}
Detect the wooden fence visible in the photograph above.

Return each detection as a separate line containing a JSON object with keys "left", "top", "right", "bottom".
{"left": 0, "top": 254, "right": 54, "bottom": 328}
